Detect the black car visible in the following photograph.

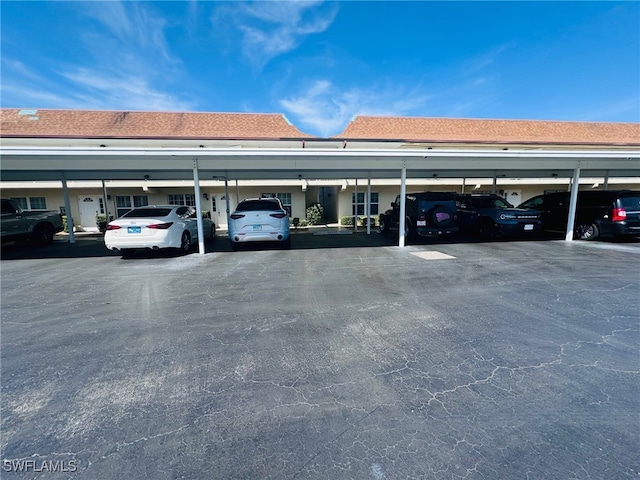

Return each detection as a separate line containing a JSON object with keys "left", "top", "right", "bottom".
{"left": 456, "top": 194, "right": 542, "bottom": 239}
{"left": 379, "top": 191, "right": 458, "bottom": 240}
{"left": 518, "top": 190, "right": 640, "bottom": 240}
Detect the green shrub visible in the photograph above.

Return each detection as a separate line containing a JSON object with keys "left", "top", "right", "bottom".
{"left": 339, "top": 216, "right": 377, "bottom": 227}
{"left": 306, "top": 203, "right": 324, "bottom": 225}
{"left": 95, "top": 214, "right": 114, "bottom": 233}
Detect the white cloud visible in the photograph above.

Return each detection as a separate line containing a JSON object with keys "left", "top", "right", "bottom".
{"left": 216, "top": 1, "right": 337, "bottom": 69}
{"left": 280, "top": 80, "right": 431, "bottom": 137}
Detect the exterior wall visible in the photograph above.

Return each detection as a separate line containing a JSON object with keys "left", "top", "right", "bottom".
{"left": 2, "top": 178, "right": 639, "bottom": 229}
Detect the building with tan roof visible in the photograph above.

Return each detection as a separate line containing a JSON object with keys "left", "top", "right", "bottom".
{"left": 1, "top": 108, "right": 638, "bottom": 236}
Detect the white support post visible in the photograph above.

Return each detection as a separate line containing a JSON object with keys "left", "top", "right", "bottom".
{"left": 399, "top": 164, "right": 407, "bottom": 247}
{"left": 565, "top": 164, "right": 581, "bottom": 241}
{"left": 366, "top": 175, "right": 371, "bottom": 235}
{"left": 354, "top": 178, "right": 358, "bottom": 232}
{"left": 61, "top": 173, "right": 75, "bottom": 244}
{"left": 101, "top": 180, "right": 110, "bottom": 226}
{"left": 193, "top": 159, "right": 205, "bottom": 254}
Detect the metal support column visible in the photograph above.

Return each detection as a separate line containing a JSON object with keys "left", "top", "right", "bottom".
{"left": 193, "top": 159, "right": 205, "bottom": 254}
{"left": 354, "top": 178, "right": 358, "bottom": 232}
{"left": 61, "top": 173, "right": 75, "bottom": 244}
{"left": 565, "top": 164, "right": 581, "bottom": 241}
{"left": 399, "top": 163, "right": 407, "bottom": 247}
{"left": 366, "top": 175, "right": 372, "bottom": 235}
{"left": 603, "top": 170, "right": 609, "bottom": 190}
{"left": 101, "top": 180, "right": 110, "bottom": 226}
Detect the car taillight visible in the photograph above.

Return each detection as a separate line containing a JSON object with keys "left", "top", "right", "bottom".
{"left": 612, "top": 208, "right": 626, "bottom": 222}
{"left": 105, "top": 224, "right": 121, "bottom": 230}
{"left": 230, "top": 214, "right": 245, "bottom": 220}
{"left": 146, "top": 222, "right": 173, "bottom": 229}
{"left": 270, "top": 213, "right": 287, "bottom": 219}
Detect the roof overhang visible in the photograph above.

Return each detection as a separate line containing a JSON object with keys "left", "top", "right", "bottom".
{"left": 1, "top": 145, "right": 639, "bottom": 182}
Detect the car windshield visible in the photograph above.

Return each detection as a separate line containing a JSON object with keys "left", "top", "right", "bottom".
{"left": 475, "top": 197, "right": 512, "bottom": 208}
{"left": 236, "top": 200, "right": 282, "bottom": 212}
{"left": 122, "top": 208, "right": 173, "bottom": 218}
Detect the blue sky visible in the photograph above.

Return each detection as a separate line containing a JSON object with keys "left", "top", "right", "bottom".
{"left": 1, "top": 1, "right": 638, "bottom": 137}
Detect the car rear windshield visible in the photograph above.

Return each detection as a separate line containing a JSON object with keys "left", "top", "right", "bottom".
{"left": 123, "top": 208, "right": 173, "bottom": 218}
{"left": 619, "top": 195, "right": 640, "bottom": 210}
{"left": 236, "top": 200, "right": 282, "bottom": 212}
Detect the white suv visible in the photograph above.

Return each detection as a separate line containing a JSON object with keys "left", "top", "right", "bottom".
{"left": 228, "top": 198, "right": 291, "bottom": 250}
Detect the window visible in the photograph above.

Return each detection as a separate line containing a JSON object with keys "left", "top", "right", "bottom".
{"left": 11, "top": 197, "right": 28, "bottom": 209}
{"left": 352, "top": 192, "right": 379, "bottom": 216}
{"left": 262, "top": 193, "right": 292, "bottom": 216}
{"left": 116, "top": 195, "right": 148, "bottom": 218}
{"left": 168, "top": 194, "right": 196, "bottom": 206}
{"left": 29, "top": 197, "right": 47, "bottom": 209}
{"left": 9, "top": 197, "right": 47, "bottom": 210}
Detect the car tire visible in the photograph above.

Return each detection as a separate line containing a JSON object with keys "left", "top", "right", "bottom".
{"left": 378, "top": 217, "right": 390, "bottom": 235}
{"left": 478, "top": 219, "right": 497, "bottom": 239}
{"left": 180, "top": 232, "right": 191, "bottom": 252}
{"left": 575, "top": 223, "right": 599, "bottom": 241}
{"left": 403, "top": 218, "right": 415, "bottom": 243}
{"left": 34, "top": 223, "right": 55, "bottom": 245}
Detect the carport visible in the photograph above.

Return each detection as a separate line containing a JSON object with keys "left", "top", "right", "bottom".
{"left": 1, "top": 110, "right": 639, "bottom": 253}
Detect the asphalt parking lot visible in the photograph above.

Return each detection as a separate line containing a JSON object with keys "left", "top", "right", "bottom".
{"left": 1, "top": 231, "right": 639, "bottom": 479}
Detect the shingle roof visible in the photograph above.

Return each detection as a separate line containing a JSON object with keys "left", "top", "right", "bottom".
{"left": 0, "top": 109, "right": 311, "bottom": 140}
{"left": 1, "top": 109, "right": 638, "bottom": 146}
{"left": 336, "top": 116, "right": 640, "bottom": 146}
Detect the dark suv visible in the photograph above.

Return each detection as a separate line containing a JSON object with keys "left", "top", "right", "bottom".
{"left": 379, "top": 191, "right": 458, "bottom": 240}
{"left": 456, "top": 194, "right": 542, "bottom": 239}
{"left": 519, "top": 190, "right": 640, "bottom": 240}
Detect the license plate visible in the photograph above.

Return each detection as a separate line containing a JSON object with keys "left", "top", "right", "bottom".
{"left": 524, "top": 224, "right": 534, "bottom": 231}
{"left": 127, "top": 226, "right": 141, "bottom": 234}
{"left": 416, "top": 220, "right": 426, "bottom": 226}
{"left": 253, "top": 225, "right": 262, "bottom": 231}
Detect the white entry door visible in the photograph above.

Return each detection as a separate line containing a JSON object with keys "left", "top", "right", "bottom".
{"left": 503, "top": 190, "right": 522, "bottom": 207}
{"left": 78, "top": 196, "right": 102, "bottom": 232}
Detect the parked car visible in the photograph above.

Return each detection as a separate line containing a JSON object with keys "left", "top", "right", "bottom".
{"left": 1, "top": 198, "right": 64, "bottom": 245}
{"left": 104, "top": 205, "right": 215, "bottom": 255}
{"left": 228, "top": 197, "right": 291, "bottom": 250}
{"left": 456, "top": 194, "right": 541, "bottom": 239}
{"left": 519, "top": 190, "right": 640, "bottom": 240}
{"left": 378, "top": 191, "right": 458, "bottom": 240}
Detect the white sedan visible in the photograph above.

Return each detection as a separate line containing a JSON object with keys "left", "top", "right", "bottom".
{"left": 104, "top": 205, "right": 215, "bottom": 256}
{"left": 229, "top": 197, "right": 290, "bottom": 250}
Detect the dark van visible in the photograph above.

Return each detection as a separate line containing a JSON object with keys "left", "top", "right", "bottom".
{"left": 519, "top": 190, "right": 640, "bottom": 240}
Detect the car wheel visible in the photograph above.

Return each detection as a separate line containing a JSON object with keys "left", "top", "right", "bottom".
{"left": 403, "top": 218, "right": 415, "bottom": 243}
{"left": 180, "top": 232, "right": 191, "bottom": 252}
{"left": 34, "top": 223, "right": 55, "bottom": 245}
{"left": 478, "top": 219, "right": 497, "bottom": 239}
{"left": 575, "top": 223, "right": 599, "bottom": 241}
{"left": 378, "top": 217, "right": 390, "bottom": 235}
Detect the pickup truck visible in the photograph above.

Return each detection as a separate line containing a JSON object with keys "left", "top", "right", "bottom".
{"left": 379, "top": 191, "right": 458, "bottom": 240}
{"left": 1, "top": 198, "right": 64, "bottom": 245}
